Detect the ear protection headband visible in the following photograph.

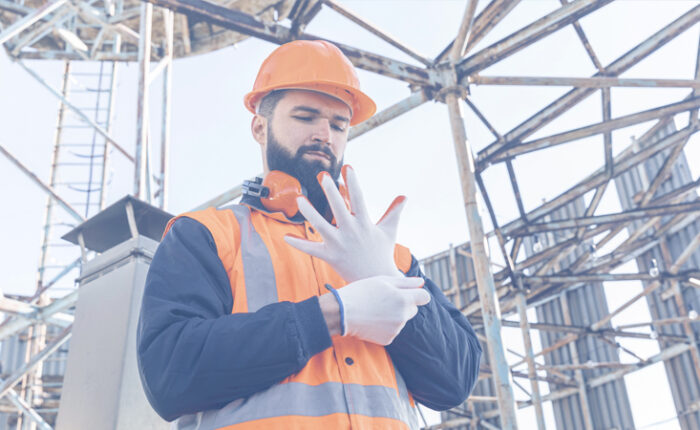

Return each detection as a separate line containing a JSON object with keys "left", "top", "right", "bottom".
{"left": 242, "top": 169, "right": 351, "bottom": 218}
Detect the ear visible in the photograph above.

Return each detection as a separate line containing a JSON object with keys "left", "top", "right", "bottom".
{"left": 251, "top": 114, "right": 267, "bottom": 147}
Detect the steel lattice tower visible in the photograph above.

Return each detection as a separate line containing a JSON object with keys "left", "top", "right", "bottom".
{"left": 1, "top": 1, "right": 699, "bottom": 428}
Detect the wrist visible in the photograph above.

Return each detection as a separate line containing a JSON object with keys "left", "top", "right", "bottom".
{"left": 319, "top": 293, "right": 342, "bottom": 337}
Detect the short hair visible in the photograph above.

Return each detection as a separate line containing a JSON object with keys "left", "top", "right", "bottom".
{"left": 257, "top": 90, "right": 288, "bottom": 119}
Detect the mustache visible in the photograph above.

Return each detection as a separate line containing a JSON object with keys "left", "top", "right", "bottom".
{"left": 297, "top": 144, "right": 336, "bottom": 163}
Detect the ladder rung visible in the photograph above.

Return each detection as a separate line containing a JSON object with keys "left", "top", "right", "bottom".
{"left": 62, "top": 121, "right": 109, "bottom": 127}
{"left": 53, "top": 182, "right": 98, "bottom": 185}
{"left": 70, "top": 72, "right": 103, "bottom": 76}
{"left": 45, "top": 223, "right": 78, "bottom": 229}
{"left": 56, "top": 182, "right": 103, "bottom": 188}
{"left": 67, "top": 186, "right": 103, "bottom": 193}
{"left": 65, "top": 111, "right": 107, "bottom": 119}
{"left": 64, "top": 115, "right": 107, "bottom": 123}
{"left": 70, "top": 89, "right": 112, "bottom": 93}
{"left": 67, "top": 153, "right": 104, "bottom": 159}
{"left": 71, "top": 88, "right": 112, "bottom": 93}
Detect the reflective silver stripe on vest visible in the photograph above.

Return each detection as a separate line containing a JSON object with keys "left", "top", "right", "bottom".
{"left": 394, "top": 363, "right": 420, "bottom": 430}
{"left": 174, "top": 205, "right": 418, "bottom": 430}
{"left": 229, "top": 205, "right": 278, "bottom": 312}
{"left": 177, "top": 380, "right": 418, "bottom": 430}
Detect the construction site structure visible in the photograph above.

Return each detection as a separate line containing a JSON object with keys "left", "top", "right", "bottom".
{"left": 55, "top": 196, "right": 171, "bottom": 429}
{"left": 1, "top": 0, "right": 699, "bottom": 429}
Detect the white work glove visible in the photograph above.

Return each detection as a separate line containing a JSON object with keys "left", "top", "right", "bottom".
{"left": 334, "top": 276, "right": 431, "bottom": 345}
{"left": 284, "top": 165, "right": 407, "bottom": 283}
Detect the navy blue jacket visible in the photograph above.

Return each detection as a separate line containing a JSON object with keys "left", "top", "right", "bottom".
{"left": 137, "top": 206, "right": 482, "bottom": 422}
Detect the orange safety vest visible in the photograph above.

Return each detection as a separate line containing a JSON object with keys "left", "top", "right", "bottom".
{"left": 162, "top": 203, "right": 420, "bottom": 430}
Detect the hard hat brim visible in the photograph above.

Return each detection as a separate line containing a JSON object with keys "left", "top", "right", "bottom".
{"left": 244, "top": 80, "right": 376, "bottom": 126}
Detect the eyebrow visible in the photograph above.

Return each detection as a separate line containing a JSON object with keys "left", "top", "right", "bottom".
{"left": 291, "top": 105, "right": 350, "bottom": 124}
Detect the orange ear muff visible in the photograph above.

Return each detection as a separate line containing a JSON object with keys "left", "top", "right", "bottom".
{"left": 260, "top": 171, "right": 304, "bottom": 218}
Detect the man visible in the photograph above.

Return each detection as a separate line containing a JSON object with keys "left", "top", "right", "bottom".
{"left": 137, "top": 40, "right": 482, "bottom": 429}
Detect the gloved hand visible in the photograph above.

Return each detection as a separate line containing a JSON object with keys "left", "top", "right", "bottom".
{"left": 334, "top": 276, "right": 431, "bottom": 345}
{"left": 284, "top": 165, "right": 407, "bottom": 283}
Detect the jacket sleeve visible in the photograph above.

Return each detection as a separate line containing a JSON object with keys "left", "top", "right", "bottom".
{"left": 386, "top": 256, "right": 483, "bottom": 411}
{"left": 136, "top": 217, "right": 332, "bottom": 422}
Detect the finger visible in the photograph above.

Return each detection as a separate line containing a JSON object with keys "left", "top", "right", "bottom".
{"left": 284, "top": 234, "right": 326, "bottom": 258}
{"left": 296, "top": 196, "right": 336, "bottom": 238}
{"left": 338, "top": 183, "right": 353, "bottom": 215}
{"left": 317, "top": 172, "right": 352, "bottom": 227}
{"left": 404, "top": 288, "right": 431, "bottom": 306}
{"left": 377, "top": 196, "right": 407, "bottom": 239}
{"left": 389, "top": 276, "right": 425, "bottom": 289}
{"left": 341, "top": 165, "right": 370, "bottom": 223}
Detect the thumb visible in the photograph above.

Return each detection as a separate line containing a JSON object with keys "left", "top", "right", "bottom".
{"left": 284, "top": 234, "right": 325, "bottom": 258}
{"left": 403, "top": 288, "right": 431, "bottom": 306}
{"left": 392, "top": 276, "right": 425, "bottom": 289}
{"left": 376, "top": 196, "right": 407, "bottom": 238}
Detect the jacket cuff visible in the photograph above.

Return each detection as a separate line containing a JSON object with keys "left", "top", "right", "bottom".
{"left": 292, "top": 296, "right": 333, "bottom": 360}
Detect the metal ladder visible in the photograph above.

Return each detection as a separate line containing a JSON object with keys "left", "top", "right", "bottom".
{"left": 12, "top": 58, "right": 120, "bottom": 430}
{"left": 36, "top": 57, "right": 119, "bottom": 291}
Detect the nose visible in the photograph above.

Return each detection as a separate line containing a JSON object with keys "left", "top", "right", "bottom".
{"left": 311, "top": 118, "right": 332, "bottom": 145}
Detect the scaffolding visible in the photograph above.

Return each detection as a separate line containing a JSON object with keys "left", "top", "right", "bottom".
{"left": 0, "top": 0, "right": 699, "bottom": 429}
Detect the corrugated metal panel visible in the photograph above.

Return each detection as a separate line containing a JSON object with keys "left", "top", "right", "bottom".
{"left": 614, "top": 121, "right": 700, "bottom": 430}
{"left": 423, "top": 246, "right": 497, "bottom": 428}
{"left": 421, "top": 198, "right": 635, "bottom": 429}
{"left": 526, "top": 198, "right": 635, "bottom": 430}
{"left": 0, "top": 330, "right": 28, "bottom": 374}
{"left": 0, "top": 331, "right": 28, "bottom": 430}
{"left": 1, "top": 337, "right": 39, "bottom": 430}
{"left": 41, "top": 325, "right": 70, "bottom": 378}
{"left": 0, "top": 311, "right": 71, "bottom": 428}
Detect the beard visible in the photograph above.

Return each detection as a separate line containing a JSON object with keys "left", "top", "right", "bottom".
{"left": 266, "top": 126, "right": 343, "bottom": 218}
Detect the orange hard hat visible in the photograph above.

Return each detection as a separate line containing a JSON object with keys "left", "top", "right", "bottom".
{"left": 244, "top": 40, "right": 376, "bottom": 126}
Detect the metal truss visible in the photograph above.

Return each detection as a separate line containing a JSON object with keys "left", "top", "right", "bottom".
{"left": 1, "top": 0, "right": 699, "bottom": 429}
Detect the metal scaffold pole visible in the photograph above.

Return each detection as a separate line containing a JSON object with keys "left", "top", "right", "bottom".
{"left": 2, "top": 0, "right": 700, "bottom": 427}
{"left": 445, "top": 94, "right": 519, "bottom": 428}
{"left": 443, "top": 1, "right": 518, "bottom": 427}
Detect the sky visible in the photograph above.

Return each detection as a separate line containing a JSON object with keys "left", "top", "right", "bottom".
{"left": 1, "top": 0, "right": 699, "bottom": 428}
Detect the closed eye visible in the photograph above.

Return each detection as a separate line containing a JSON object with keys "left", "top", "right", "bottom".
{"left": 292, "top": 114, "right": 346, "bottom": 132}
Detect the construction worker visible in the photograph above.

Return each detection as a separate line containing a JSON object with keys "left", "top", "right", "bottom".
{"left": 137, "top": 40, "right": 482, "bottom": 429}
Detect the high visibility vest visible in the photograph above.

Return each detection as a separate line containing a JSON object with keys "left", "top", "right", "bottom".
{"left": 163, "top": 203, "right": 420, "bottom": 430}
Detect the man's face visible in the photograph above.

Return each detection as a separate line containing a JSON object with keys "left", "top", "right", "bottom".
{"left": 255, "top": 90, "right": 352, "bottom": 214}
